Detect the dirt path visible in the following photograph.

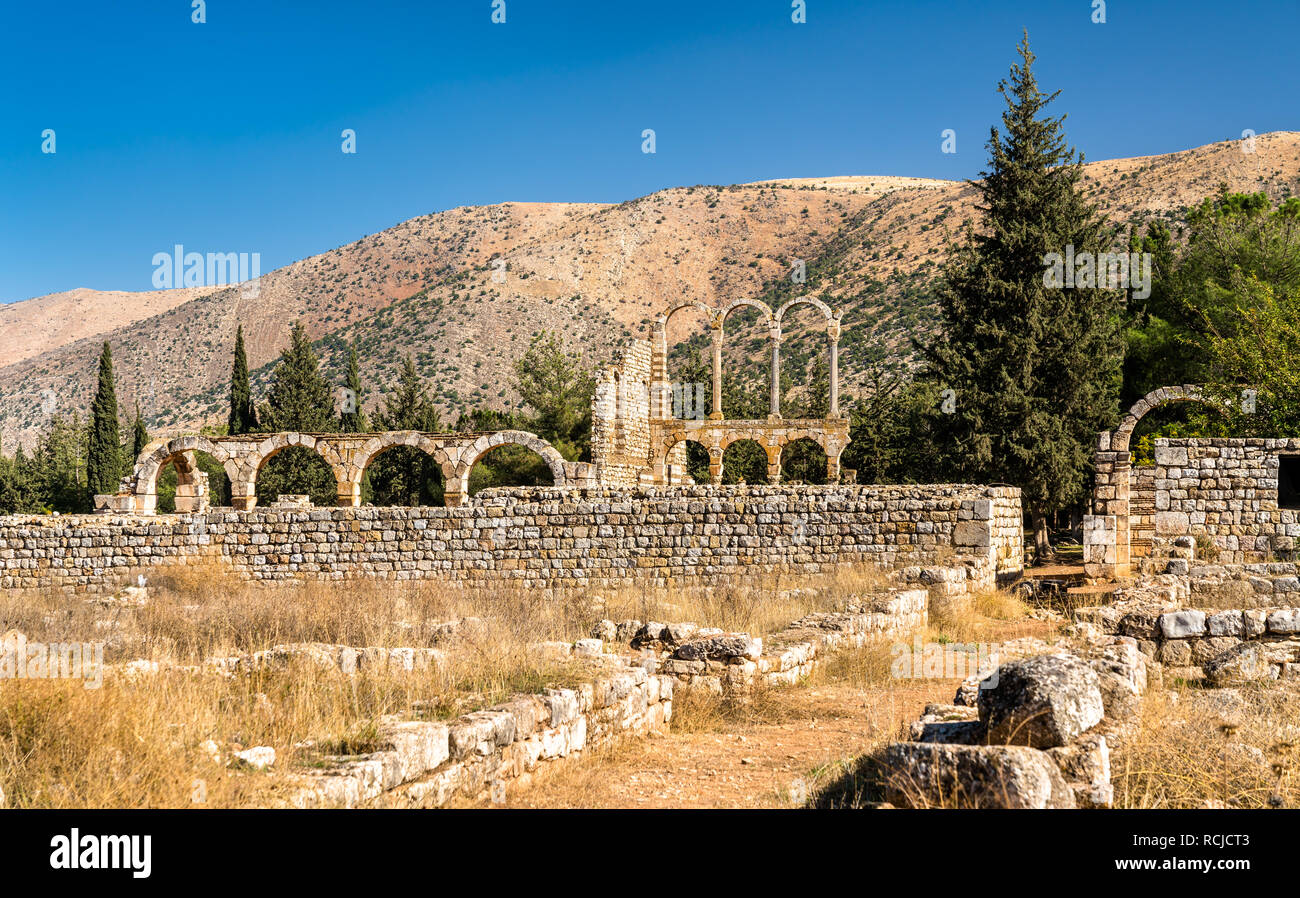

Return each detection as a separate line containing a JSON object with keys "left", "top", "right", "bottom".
{"left": 498, "top": 679, "right": 959, "bottom": 809}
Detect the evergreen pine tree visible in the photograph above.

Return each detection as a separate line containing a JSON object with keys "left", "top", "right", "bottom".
{"left": 368, "top": 356, "right": 442, "bottom": 505}
{"left": 339, "top": 340, "right": 370, "bottom": 433}
{"left": 925, "top": 33, "right": 1123, "bottom": 558}
{"left": 86, "top": 342, "right": 123, "bottom": 503}
{"left": 227, "top": 325, "right": 259, "bottom": 435}
{"left": 131, "top": 401, "right": 149, "bottom": 461}
{"left": 256, "top": 322, "right": 337, "bottom": 505}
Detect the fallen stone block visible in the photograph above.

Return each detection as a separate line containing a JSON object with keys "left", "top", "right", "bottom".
{"left": 979, "top": 654, "right": 1105, "bottom": 748}
{"left": 881, "top": 743, "right": 1075, "bottom": 809}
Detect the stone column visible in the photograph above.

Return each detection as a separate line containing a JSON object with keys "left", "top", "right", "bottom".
{"left": 765, "top": 443, "right": 782, "bottom": 483}
{"left": 230, "top": 480, "right": 257, "bottom": 511}
{"left": 709, "top": 445, "right": 724, "bottom": 484}
{"left": 336, "top": 474, "right": 361, "bottom": 508}
{"left": 769, "top": 323, "right": 782, "bottom": 419}
{"left": 650, "top": 318, "right": 670, "bottom": 419}
{"left": 709, "top": 318, "right": 723, "bottom": 420}
{"left": 826, "top": 449, "right": 841, "bottom": 484}
{"left": 828, "top": 322, "right": 841, "bottom": 418}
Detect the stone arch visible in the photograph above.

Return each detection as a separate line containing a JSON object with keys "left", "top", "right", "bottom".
{"left": 721, "top": 436, "right": 770, "bottom": 485}
{"left": 449, "top": 430, "right": 569, "bottom": 499}
{"left": 778, "top": 435, "right": 830, "bottom": 485}
{"left": 775, "top": 296, "right": 837, "bottom": 325}
{"left": 721, "top": 298, "right": 773, "bottom": 326}
{"left": 1087, "top": 384, "right": 1214, "bottom": 576}
{"left": 772, "top": 298, "right": 842, "bottom": 418}
{"left": 658, "top": 431, "right": 713, "bottom": 485}
{"left": 246, "top": 433, "right": 344, "bottom": 509}
{"left": 346, "top": 431, "right": 453, "bottom": 507}
{"left": 1111, "top": 385, "right": 1213, "bottom": 453}
{"left": 133, "top": 435, "right": 239, "bottom": 513}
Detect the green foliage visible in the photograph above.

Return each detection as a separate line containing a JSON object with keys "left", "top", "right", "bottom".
{"left": 130, "top": 402, "right": 149, "bottom": 462}
{"left": 923, "top": 34, "right": 1123, "bottom": 523}
{"left": 86, "top": 342, "right": 122, "bottom": 503}
{"left": 1125, "top": 190, "right": 1300, "bottom": 442}
{"left": 365, "top": 356, "right": 443, "bottom": 505}
{"left": 843, "top": 371, "right": 945, "bottom": 484}
{"left": 512, "top": 332, "right": 595, "bottom": 461}
{"left": 339, "top": 339, "right": 370, "bottom": 434}
{"left": 256, "top": 322, "right": 338, "bottom": 505}
{"left": 0, "top": 446, "right": 41, "bottom": 514}
{"left": 227, "top": 325, "right": 259, "bottom": 435}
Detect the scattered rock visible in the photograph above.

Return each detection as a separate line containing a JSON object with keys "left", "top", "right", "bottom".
{"left": 979, "top": 654, "right": 1105, "bottom": 748}
{"left": 231, "top": 746, "right": 276, "bottom": 770}
{"left": 673, "top": 634, "right": 762, "bottom": 662}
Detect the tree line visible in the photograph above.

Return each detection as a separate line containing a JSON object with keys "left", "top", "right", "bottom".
{"left": 0, "top": 323, "right": 594, "bottom": 513}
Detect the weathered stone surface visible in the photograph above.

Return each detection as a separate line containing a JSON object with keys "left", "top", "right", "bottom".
{"left": 673, "top": 634, "right": 762, "bottom": 662}
{"left": 1204, "top": 643, "right": 1273, "bottom": 687}
{"left": 1045, "top": 733, "right": 1110, "bottom": 787}
{"left": 1207, "top": 611, "right": 1245, "bottom": 637}
{"left": 232, "top": 746, "right": 276, "bottom": 770}
{"left": 1267, "top": 609, "right": 1300, "bottom": 634}
{"left": 1080, "top": 640, "right": 1147, "bottom": 720}
{"left": 978, "top": 654, "right": 1105, "bottom": 748}
{"left": 881, "top": 743, "right": 1075, "bottom": 809}
{"left": 1159, "top": 610, "right": 1207, "bottom": 639}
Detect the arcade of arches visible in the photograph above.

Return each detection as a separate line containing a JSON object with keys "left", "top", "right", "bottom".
{"left": 98, "top": 297, "right": 850, "bottom": 514}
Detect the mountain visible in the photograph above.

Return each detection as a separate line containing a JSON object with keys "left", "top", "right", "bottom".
{"left": 2, "top": 132, "right": 1298, "bottom": 451}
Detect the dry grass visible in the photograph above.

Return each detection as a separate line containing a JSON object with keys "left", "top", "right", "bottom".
{"left": 1112, "top": 681, "right": 1300, "bottom": 809}
{"left": 0, "top": 559, "right": 893, "bottom": 808}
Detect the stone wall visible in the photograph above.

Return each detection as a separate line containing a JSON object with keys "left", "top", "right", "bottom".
{"left": 287, "top": 654, "right": 673, "bottom": 808}
{"left": 0, "top": 483, "right": 1023, "bottom": 594}
{"left": 1152, "top": 438, "right": 1300, "bottom": 562}
{"left": 591, "top": 340, "right": 653, "bottom": 489}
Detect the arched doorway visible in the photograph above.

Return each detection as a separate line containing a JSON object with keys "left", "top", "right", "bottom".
{"left": 254, "top": 444, "right": 339, "bottom": 508}
{"left": 155, "top": 449, "right": 232, "bottom": 512}
{"left": 722, "top": 438, "right": 768, "bottom": 485}
{"left": 360, "top": 443, "right": 446, "bottom": 506}
{"left": 780, "top": 437, "right": 829, "bottom": 485}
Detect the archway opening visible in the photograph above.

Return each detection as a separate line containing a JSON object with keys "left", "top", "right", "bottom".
{"left": 155, "top": 450, "right": 231, "bottom": 512}
{"left": 722, "top": 439, "right": 768, "bottom": 485}
{"left": 778, "top": 302, "right": 832, "bottom": 418}
{"left": 255, "top": 446, "right": 338, "bottom": 507}
{"left": 664, "top": 305, "right": 713, "bottom": 421}
{"left": 721, "top": 303, "right": 769, "bottom": 419}
{"left": 361, "top": 445, "right": 446, "bottom": 506}
{"left": 780, "top": 437, "right": 829, "bottom": 485}
{"left": 466, "top": 443, "right": 555, "bottom": 496}
{"left": 1127, "top": 400, "right": 1230, "bottom": 465}
{"left": 665, "top": 439, "right": 710, "bottom": 484}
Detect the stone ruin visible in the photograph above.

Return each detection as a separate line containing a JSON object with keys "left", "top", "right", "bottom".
{"left": 97, "top": 297, "right": 850, "bottom": 514}
{"left": 591, "top": 296, "right": 849, "bottom": 487}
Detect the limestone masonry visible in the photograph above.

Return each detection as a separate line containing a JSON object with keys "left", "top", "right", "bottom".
{"left": 0, "top": 484, "right": 1022, "bottom": 593}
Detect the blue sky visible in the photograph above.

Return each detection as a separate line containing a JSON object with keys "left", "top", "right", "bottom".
{"left": 2, "top": 0, "right": 1296, "bottom": 303}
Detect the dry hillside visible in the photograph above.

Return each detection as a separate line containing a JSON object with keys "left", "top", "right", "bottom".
{"left": 2, "top": 132, "right": 1298, "bottom": 450}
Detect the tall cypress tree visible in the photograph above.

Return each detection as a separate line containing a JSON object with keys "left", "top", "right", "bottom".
{"left": 131, "top": 400, "right": 149, "bottom": 461}
{"left": 86, "top": 342, "right": 122, "bottom": 502}
{"left": 926, "top": 33, "right": 1122, "bottom": 559}
{"left": 339, "top": 340, "right": 370, "bottom": 433}
{"left": 228, "top": 325, "right": 259, "bottom": 435}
